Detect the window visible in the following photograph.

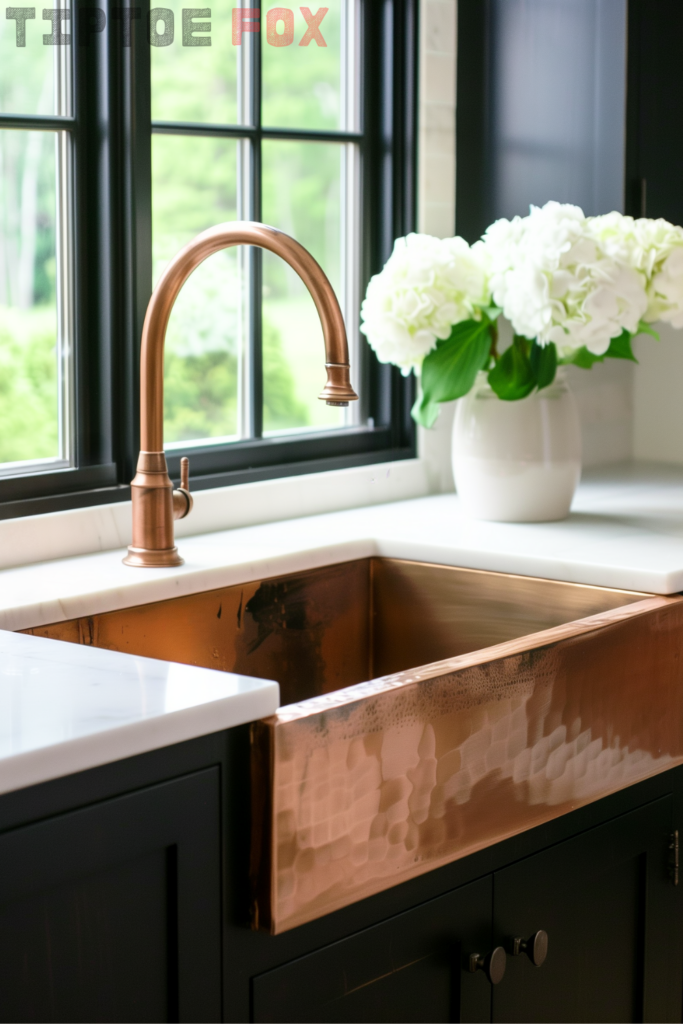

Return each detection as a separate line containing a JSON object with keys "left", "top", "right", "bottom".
{"left": 152, "top": 3, "right": 360, "bottom": 449}
{"left": 0, "top": 4, "right": 72, "bottom": 476}
{"left": 0, "top": 0, "right": 417, "bottom": 518}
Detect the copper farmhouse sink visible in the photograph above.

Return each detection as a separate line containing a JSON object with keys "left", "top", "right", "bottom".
{"left": 21, "top": 558, "right": 683, "bottom": 933}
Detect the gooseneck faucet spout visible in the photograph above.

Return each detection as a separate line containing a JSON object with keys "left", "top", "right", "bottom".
{"left": 124, "top": 222, "right": 358, "bottom": 568}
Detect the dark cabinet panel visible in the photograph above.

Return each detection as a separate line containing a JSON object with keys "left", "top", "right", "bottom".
{"left": 456, "top": 0, "right": 628, "bottom": 242}
{"left": 626, "top": 0, "right": 683, "bottom": 222}
{"left": 252, "top": 877, "right": 493, "bottom": 1024}
{"left": 0, "top": 726, "right": 679, "bottom": 1024}
{"left": 252, "top": 795, "right": 683, "bottom": 1024}
{"left": 0, "top": 768, "right": 221, "bottom": 1023}
{"left": 492, "top": 797, "right": 678, "bottom": 1023}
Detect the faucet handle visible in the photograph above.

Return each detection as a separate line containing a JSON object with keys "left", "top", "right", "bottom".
{"left": 173, "top": 457, "right": 193, "bottom": 521}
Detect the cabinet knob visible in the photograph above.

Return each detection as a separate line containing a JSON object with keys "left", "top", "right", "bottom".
{"left": 513, "top": 930, "right": 548, "bottom": 967}
{"left": 468, "top": 946, "right": 507, "bottom": 985}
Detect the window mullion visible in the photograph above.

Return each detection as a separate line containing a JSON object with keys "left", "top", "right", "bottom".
{"left": 249, "top": 147, "right": 264, "bottom": 440}
{"left": 237, "top": 136, "right": 252, "bottom": 441}
{"left": 54, "top": 0, "right": 73, "bottom": 463}
{"left": 236, "top": 20, "right": 263, "bottom": 441}
{"left": 55, "top": 130, "right": 74, "bottom": 464}
{"left": 343, "top": 141, "right": 362, "bottom": 427}
{"left": 249, "top": 15, "right": 263, "bottom": 440}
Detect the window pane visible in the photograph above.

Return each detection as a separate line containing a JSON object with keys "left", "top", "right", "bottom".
{"left": 0, "top": 13, "right": 59, "bottom": 116}
{"left": 0, "top": 130, "right": 60, "bottom": 465}
{"left": 152, "top": 134, "right": 244, "bottom": 446}
{"left": 151, "top": 0, "right": 237, "bottom": 124}
{"left": 262, "top": 139, "right": 345, "bottom": 434}
{"left": 262, "top": 2, "right": 347, "bottom": 130}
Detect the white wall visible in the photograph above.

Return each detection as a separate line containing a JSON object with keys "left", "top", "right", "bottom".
{"left": 565, "top": 361, "right": 634, "bottom": 467}
{"left": 416, "top": 0, "right": 457, "bottom": 491}
{"left": 634, "top": 324, "right": 683, "bottom": 464}
{"left": 417, "top": 0, "right": 457, "bottom": 239}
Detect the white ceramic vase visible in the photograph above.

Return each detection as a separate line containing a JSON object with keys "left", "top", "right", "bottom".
{"left": 451, "top": 370, "right": 582, "bottom": 522}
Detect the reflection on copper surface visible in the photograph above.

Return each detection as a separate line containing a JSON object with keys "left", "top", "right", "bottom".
{"left": 19, "top": 558, "right": 680, "bottom": 935}
{"left": 252, "top": 592, "right": 683, "bottom": 933}
{"left": 21, "top": 559, "right": 644, "bottom": 699}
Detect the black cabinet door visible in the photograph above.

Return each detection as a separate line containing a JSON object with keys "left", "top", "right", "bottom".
{"left": 0, "top": 768, "right": 221, "bottom": 1023}
{"left": 252, "top": 877, "right": 493, "bottom": 1023}
{"left": 492, "top": 796, "right": 679, "bottom": 1024}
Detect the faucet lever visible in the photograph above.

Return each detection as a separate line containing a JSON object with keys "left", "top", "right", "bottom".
{"left": 173, "top": 456, "right": 193, "bottom": 521}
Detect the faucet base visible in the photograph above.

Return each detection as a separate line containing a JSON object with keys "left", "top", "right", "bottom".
{"left": 123, "top": 546, "right": 184, "bottom": 568}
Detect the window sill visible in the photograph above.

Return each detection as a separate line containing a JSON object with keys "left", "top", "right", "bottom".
{"left": 0, "top": 455, "right": 431, "bottom": 572}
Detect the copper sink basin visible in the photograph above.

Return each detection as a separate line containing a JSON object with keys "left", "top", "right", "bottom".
{"left": 21, "top": 558, "right": 683, "bottom": 933}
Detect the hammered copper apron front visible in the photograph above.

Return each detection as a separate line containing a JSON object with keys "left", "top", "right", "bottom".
{"left": 22, "top": 558, "right": 683, "bottom": 934}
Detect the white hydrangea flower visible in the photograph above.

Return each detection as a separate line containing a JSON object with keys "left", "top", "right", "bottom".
{"left": 590, "top": 213, "right": 683, "bottom": 327}
{"left": 650, "top": 248, "right": 683, "bottom": 327}
{"left": 482, "top": 202, "right": 648, "bottom": 356}
{"left": 359, "top": 233, "right": 491, "bottom": 375}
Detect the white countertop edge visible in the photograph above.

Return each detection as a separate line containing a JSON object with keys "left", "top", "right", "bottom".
{"left": 372, "top": 538, "right": 681, "bottom": 594}
{"left": 0, "top": 678, "right": 280, "bottom": 798}
{"left": 0, "top": 538, "right": 380, "bottom": 632}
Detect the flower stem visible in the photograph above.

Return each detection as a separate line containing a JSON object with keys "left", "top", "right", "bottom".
{"left": 489, "top": 321, "right": 499, "bottom": 364}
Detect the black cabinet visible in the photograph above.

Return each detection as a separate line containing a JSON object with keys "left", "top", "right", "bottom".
{"left": 252, "top": 878, "right": 492, "bottom": 1023}
{"left": 0, "top": 728, "right": 681, "bottom": 1023}
{"left": 492, "top": 797, "right": 678, "bottom": 1023}
{"left": 0, "top": 768, "right": 221, "bottom": 1023}
{"left": 251, "top": 797, "right": 681, "bottom": 1024}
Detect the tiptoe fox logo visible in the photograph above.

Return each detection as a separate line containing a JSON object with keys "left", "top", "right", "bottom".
{"left": 5, "top": 6, "right": 329, "bottom": 46}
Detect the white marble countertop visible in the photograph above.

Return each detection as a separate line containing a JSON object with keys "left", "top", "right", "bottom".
{"left": 0, "top": 630, "right": 278, "bottom": 796}
{"left": 1, "top": 463, "right": 683, "bottom": 639}
{"left": 1, "top": 459, "right": 683, "bottom": 796}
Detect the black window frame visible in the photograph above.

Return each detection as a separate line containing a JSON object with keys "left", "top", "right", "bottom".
{"left": 0, "top": 0, "right": 418, "bottom": 520}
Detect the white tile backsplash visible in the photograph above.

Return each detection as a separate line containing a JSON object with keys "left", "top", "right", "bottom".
{"left": 634, "top": 324, "right": 683, "bottom": 465}
{"left": 418, "top": 0, "right": 456, "bottom": 239}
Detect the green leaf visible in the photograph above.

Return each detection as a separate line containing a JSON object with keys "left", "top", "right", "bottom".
{"left": 479, "top": 304, "right": 503, "bottom": 324}
{"left": 488, "top": 336, "right": 536, "bottom": 400}
{"left": 560, "top": 345, "right": 604, "bottom": 369}
{"left": 636, "top": 319, "right": 660, "bottom": 341}
{"left": 605, "top": 330, "right": 638, "bottom": 362}
{"left": 530, "top": 341, "right": 557, "bottom": 390}
{"left": 418, "top": 319, "right": 493, "bottom": 412}
{"left": 560, "top": 330, "right": 637, "bottom": 368}
{"left": 411, "top": 390, "right": 441, "bottom": 429}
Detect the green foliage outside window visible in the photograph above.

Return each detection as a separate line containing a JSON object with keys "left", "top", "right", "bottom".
{"left": 0, "top": 307, "right": 58, "bottom": 462}
{"left": 0, "top": 3, "right": 347, "bottom": 464}
{"left": 165, "top": 320, "right": 308, "bottom": 441}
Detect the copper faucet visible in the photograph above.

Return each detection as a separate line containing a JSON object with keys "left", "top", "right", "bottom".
{"left": 123, "top": 222, "right": 358, "bottom": 568}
